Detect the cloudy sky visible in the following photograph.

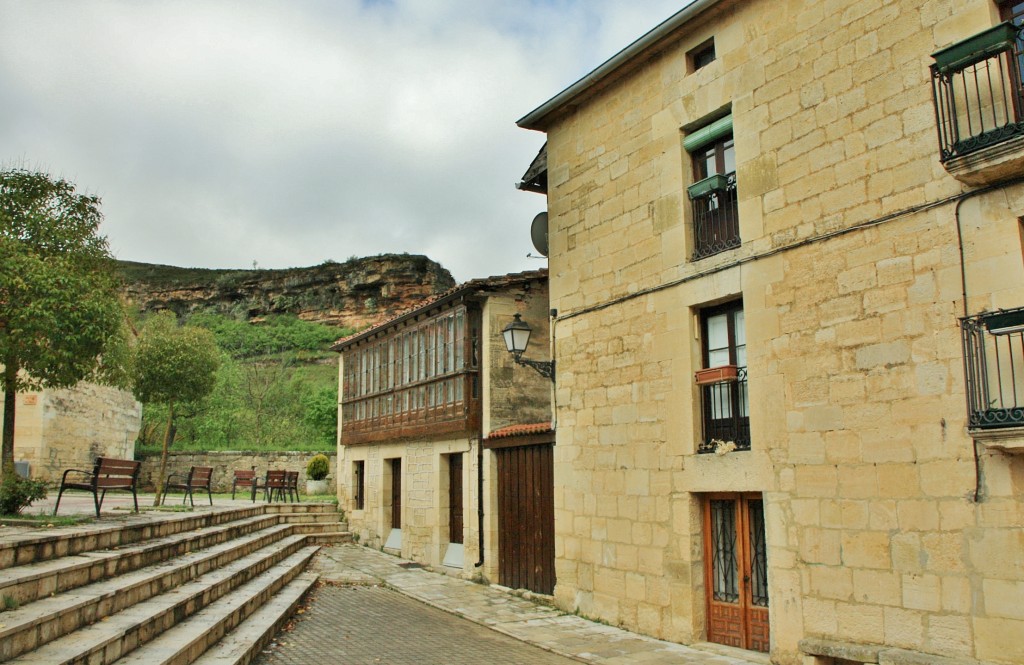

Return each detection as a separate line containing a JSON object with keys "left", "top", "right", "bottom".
{"left": 1, "top": 0, "right": 687, "bottom": 283}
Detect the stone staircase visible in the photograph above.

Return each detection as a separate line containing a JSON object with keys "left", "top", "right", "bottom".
{"left": 0, "top": 504, "right": 349, "bottom": 665}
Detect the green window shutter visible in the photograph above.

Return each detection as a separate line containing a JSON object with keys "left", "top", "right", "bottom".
{"left": 683, "top": 115, "right": 733, "bottom": 153}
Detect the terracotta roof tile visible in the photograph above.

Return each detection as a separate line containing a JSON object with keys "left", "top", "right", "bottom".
{"left": 486, "top": 422, "right": 553, "bottom": 439}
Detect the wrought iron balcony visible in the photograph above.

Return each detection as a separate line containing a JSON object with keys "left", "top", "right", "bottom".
{"left": 960, "top": 307, "right": 1024, "bottom": 430}
{"left": 697, "top": 366, "right": 750, "bottom": 453}
{"left": 690, "top": 173, "right": 740, "bottom": 260}
{"left": 931, "top": 22, "right": 1024, "bottom": 162}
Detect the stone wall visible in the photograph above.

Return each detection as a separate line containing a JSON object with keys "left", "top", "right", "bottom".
{"left": 2, "top": 382, "right": 141, "bottom": 484}
{"left": 138, "top": 450, "right": 337, "bottom": 495}
{"left": 482, "top": 289, "right": 552, "bottom": 435}
{"left": 531, "top": 1, "right": 1024, "bottom": 664}
{"left": 339, "top": 437, "right": 481, "bottom": 576}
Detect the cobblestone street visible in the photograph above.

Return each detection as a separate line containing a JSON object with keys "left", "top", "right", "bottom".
{"left": 253, "top": 582, "right": 582, "bottom": 665}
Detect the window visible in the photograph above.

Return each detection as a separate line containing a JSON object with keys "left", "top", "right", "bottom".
{"left": 353, "top": 460, "right": 365, "bottom": 510}
{"left": 931, "top": 7, "right": 1024, "bottom": 164}
{"left": 341, "top": 306, "right": 469, "bottom": 432}
{"left": 688, "top": 39, "right": 716, "bottom": 72}
{"left": 698, "top": 301, "right": 749, "bottom": 453}
{"left": 684, "top": 115, "right": 739, "bottom": 259}
{"left": 1004, "top": 1, "right": 1024, "bottom": 101}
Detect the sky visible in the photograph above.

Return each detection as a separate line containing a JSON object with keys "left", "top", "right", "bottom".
{"left": 1, "top": 0, "right": 688, "bottom": 283}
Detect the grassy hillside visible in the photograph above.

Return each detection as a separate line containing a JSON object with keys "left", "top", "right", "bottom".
{"left": 136, "top": 313, "right": 350, "bottom": 454}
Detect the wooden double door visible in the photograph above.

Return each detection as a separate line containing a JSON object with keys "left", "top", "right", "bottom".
{"left": 703, "top": 493, "right": 769, "bottom": 653}
{"left": 494, "top": 443, "right": 555, "bottom": 595}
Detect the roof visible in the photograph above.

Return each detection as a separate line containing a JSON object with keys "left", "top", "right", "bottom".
{"left": 486, "top": 422, "right": 554, "bottom": 439}
{"left": 331, "top": 268, "right": 548, "bottom": 351}
{"left": 516, "top": 142, "right": 548, "bottom": 194}
{"left": 517, "top": 0, "right": 722, "bottom": 131}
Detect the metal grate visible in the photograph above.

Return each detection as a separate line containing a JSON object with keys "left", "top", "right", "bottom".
{"left": 710, "top": 500, "right": 739, "bottom": 603}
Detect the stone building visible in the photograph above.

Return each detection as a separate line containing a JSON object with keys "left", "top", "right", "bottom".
{"left": 1, "top": 383, "right": 141, "bottom": 482}
{"left": 333, "top": 270, "right": 555, "bottom": 590}
{"left": 516, "top": 1, "right": 1024, "bottom": 664}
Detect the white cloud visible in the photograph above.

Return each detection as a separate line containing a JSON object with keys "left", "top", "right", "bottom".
{"left": 0, "top": 0, "right": 687, "bottom": 282}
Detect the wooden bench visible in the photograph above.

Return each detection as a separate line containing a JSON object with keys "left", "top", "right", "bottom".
{"left": 54, "top": 457, "right": 141, "bottom": 517}
{"left": 231, "top": 467, "right": 259, "bottom": 501}
{"left": 263, "top": 470, "right": 288, "bottom": 502}
{"left": 162, "top": 466, "right": 214, "bottom": 507}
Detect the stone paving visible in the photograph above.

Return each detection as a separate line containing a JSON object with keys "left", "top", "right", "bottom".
{"left": 252, "top": 583, "right": 582, "bottom": 665}
{"left": 271, "top": 544, "right": 766, "bottom": 665}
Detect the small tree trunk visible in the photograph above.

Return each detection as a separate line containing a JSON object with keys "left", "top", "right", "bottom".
{"left": 2, "top": 360, "right": 19, "bottom": 479}
{"left": 153, "top": 401, "right": 176, "bottom": 506}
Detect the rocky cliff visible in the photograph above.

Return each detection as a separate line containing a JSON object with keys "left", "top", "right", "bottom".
{"left": 117, "top": 254, "right": 456, "bottom": 331}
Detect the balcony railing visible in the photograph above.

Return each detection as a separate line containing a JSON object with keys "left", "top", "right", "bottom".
{"left": 960, "top": 308, "right": 1024, "bottom": 430}
{"left": 690, "top": 172, "right": 740, "bottom": 260}
{"left": 931, "top": 22, "right": 1024, "bottom": 161}
{"left": 698, "top": 366, "right": 750, "bottom": 453}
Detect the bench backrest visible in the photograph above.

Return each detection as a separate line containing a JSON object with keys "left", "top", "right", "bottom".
{"left": 234, "top": 469, "right": 257, "bottom": 481}
{"left": 93, "top": 457, "right": 142, "bottom": 489}
{"left": 189, "top": 466, "right": 214, "bottom": 488}
{"left": 265, "top": 469, "right": 288, "bottom": 488}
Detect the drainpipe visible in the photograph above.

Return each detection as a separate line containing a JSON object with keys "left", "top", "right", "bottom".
{"left": 475, "top": 437, "right": 485, "bottom": 567}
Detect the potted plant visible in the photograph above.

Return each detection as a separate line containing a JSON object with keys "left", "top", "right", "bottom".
{"left": 305, "top": 454, "right": 331, "bottom": 495}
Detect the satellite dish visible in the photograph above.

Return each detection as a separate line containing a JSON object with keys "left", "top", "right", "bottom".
{"left": 530, "top": 212, "right": 549, "bottom": 257}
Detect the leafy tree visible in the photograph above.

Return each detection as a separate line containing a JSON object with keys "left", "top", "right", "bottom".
{"left": 302, "top": 384, "right": 339, "bottom": 446}
{"left": 0, "top": 168, "right": 124, "bottom": 479}
{"left": 132, "top": 312, "right": 219, "bottom": 504}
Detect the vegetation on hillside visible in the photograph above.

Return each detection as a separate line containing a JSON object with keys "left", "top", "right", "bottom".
{"left": 135, "top": 313, "right": 349, "bottom": 454}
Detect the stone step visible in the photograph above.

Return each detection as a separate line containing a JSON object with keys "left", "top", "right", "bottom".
{"left": 121, "top": 572, "right": 319, "bottom": 665}
{"left": 276, "top": 512, "right": 344, "bottom": 525}
{"left": 3, "top": 543, "right": 317, "bottom": 665}
{"left": 0, "top": 515, "right": 279, "bottom": 607}
{"left": 0, "top": 527, "right": 299, "bottom": 662}
{"left": 262, "top": 504, "right": 338, "bottom": 515}
{"left": 303, "top": 531, "right": 354, "bottom": 545}
{"left": 0, "top": 507, "right": 264, "bottom": 570}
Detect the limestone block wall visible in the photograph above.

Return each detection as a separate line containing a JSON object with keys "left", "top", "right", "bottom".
{"left": 2, "top": 383, "right": 141, "bottom": 483}
{"left": 137, "top": 450, "right": 337, "bottom": 494}
{"left": 534, "top": 0, "right": 1024, "bottom": 664}
{"left": 339, "top": 436, "right": 482, "bottom": 576}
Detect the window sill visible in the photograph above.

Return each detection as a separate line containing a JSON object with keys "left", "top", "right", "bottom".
{"left": 970, "top": 424, "right": 1024, "bottom": 454}
{"left": 943, "top": 133, "right": 1024, "bottom": 186}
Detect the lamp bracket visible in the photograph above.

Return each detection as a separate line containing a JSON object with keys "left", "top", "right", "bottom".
{"left": 513, "top": 352, "right": 555, "bottom": 381}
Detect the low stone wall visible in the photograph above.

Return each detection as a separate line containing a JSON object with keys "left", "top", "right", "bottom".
{"left": 138, "top": 451, "right": 337, "bottom": 495}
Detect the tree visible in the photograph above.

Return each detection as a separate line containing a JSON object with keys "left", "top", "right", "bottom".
{"left": 0, "top": 168, "right": 124, "bottom": 478}
{"left": 132, "top": 312, "right": 219, "bottom": 505}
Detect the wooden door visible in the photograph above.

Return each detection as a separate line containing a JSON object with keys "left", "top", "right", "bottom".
{"left": 390, "top": 458, "right": 402, "bottom": 529}
{"left": 495, "top": 443, "right": 555, "bottom": 595}
{"left": 704, "top": 493, "right": 769, "bottom": 653}
{"left": 449, "top": 453, "right": 463, "bottom": 544}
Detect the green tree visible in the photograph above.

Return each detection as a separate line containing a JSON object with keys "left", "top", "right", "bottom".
{"left": 302, "top": 384, "right": 338, "bottom": 446}
{"left": 132, "top": 312, "right": 219, "bottom": 505}
{"left": 0, "top": 168, "right": 124, "bottom": 478}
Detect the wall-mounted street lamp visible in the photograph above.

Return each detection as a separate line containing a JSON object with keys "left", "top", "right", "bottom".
{"left": 502, "top": 313, "right": 554, "bottom": 381}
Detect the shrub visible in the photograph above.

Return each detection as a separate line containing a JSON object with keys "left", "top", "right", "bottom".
{"left": 0, "top": 475, "right": 47, "bottom": 515}
{"left": 306, "top": 454, "right": 330, "bottom": 481}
